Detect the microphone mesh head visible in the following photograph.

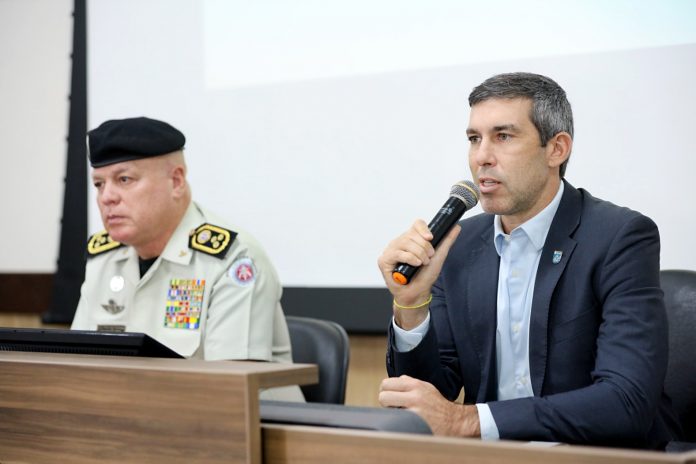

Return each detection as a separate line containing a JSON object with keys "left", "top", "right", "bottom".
{"left": 450, "top": 180, "right": 480, "bottom": 208}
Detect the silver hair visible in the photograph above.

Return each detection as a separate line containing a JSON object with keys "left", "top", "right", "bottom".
{"left": 468, "top": 72, "right": 574, "bottom": 177}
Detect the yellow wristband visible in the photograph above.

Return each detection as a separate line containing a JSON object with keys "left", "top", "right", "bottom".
{"left": 393, "top": 294, "right": 432, "bottom": 310}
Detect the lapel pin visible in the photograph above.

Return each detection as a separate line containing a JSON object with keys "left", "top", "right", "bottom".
{"left": 552, "top": 250, "right": 563, "bottom": 264}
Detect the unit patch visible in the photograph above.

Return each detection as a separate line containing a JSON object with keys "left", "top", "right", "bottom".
{"left": 87, "top": 230, "right": 123, "bottom": 257}
{"left": 189, "top": 223, "right": 237, "bottom": 259}
{"left": 164, "top": 279, "right": 206, "bottom": 329}
{"left": 229, "top": 257, "right": 256, "bottom": 286}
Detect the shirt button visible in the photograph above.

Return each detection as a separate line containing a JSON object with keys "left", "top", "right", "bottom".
{"left": 511, "top": 269, "right": 520, "bottom": 278}
{"left": 512, "top": 323, "right": 521, "bottom": 334}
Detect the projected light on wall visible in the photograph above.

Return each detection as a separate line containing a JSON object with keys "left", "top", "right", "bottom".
{"left": 88, "top": 0, "right": 696, "bottom": 287}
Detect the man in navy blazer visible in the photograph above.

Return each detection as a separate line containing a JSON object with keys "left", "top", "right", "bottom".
{"left": 377, "top": 72, "right": 681, "bottom": 449}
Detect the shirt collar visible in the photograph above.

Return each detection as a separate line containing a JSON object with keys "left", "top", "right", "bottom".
{"left": 159, "top": 201, "right": 200, "bottom": 265}
{"left": 494, "top": 181, "right": 564, "bottom": 254}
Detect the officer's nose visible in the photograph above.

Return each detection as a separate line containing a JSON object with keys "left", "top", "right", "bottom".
{"left": 99, "top": 181, "right": 120, "bottom": 206}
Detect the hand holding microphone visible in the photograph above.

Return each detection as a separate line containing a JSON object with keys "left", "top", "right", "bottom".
{"left": 392, "top": 180, "right": 479, "bottom": 285}
{"left": 378, "top": 180, "right": 479, "bottom": 321}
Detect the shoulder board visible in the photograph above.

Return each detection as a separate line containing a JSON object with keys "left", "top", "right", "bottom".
{"left": 86, "top": 230, "right": 123, "bottom": 257}
{"left": 189, "top": 223, "right": 237, "bottom": 259}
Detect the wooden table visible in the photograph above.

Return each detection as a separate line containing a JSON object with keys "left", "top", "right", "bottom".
{"left": 262, "top": 424, "right": 696, "bottom": 464}
{"left": 0, "top": 351, "right": 316, "bottom": 464}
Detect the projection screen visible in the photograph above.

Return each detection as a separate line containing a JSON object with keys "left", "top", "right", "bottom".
{"left": 87, "top": 0, "right": 696, "bottom": 301}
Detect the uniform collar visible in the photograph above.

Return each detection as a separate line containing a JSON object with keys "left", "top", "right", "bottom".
{"left": 108, "top": 202, "right": 202, "bottom": 266}
{"left": 159, "top": 201, "right": 203, "bottom": 266}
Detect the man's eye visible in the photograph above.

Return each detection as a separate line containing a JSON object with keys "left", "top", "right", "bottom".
{"left": 93, "top": 181, "right": 103, "bottom": 188}
{"left": 468, "top": 135, "right": 480, "bottom": 143}
{"left": 497, "top": 133, "right": 510, "bottom": 141}
{"left": 119, "top": 176, "right": 132, "bottom": 184}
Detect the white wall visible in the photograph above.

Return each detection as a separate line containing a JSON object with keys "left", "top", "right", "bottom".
{"left": 0, "top": 0, "right": 72, "bottom": 272}
{"left": 87, "top": 0, "right": 696, "bottom": 286}
{"left": 2, "top": 0, "right": 696, "bottom": 284}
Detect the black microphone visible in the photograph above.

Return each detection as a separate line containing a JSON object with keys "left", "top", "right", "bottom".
{"left": 392, "top": 180, "right": 480, "bottom": 285}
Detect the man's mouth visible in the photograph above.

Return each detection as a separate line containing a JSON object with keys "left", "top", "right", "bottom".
{"left": 478, "top": 177, "right": 501, "bottom": 193}
{"left": 105, "top": 215, "right": 125, "bottom": 224}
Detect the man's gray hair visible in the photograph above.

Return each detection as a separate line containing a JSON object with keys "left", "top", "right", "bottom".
{"left": 469, "top": 72, "right": 574, "bottom": 177}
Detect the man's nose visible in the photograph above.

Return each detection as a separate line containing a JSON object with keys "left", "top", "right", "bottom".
{"left": 99, "top": 182, "right": 119, "bottom": 205}
{"left": 472, "top": 139, "right": 495, "bottom": 166}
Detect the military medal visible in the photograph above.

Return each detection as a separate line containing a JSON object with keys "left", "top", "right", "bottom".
{"left": 164, "top": 278, "right": 206, "bottom": 329}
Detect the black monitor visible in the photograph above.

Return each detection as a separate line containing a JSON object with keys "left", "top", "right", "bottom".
{"left": 260, "top": 400, "right": 432, "bottom": 435}
{"left": 0, "top": 327, "right": 183, "bottom": 358}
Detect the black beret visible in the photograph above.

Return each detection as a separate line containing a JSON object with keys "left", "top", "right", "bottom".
{"left": 87, "top": 117, "right": 185, "bottom": 167}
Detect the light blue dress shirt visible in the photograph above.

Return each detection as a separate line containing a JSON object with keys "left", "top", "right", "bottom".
{"left": 393, "top": 182, "right": 564, "bottom": 439}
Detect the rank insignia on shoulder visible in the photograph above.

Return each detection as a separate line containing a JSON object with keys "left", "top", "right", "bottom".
{"left": 189, "top": 223, "right": 237, "bottom": 259}
{"left": 87, "top": 230, "right": 123, "bottom": 257}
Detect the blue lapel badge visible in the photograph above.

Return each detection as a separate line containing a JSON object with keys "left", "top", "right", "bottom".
{"left": 552, "top": 250, "right": 563, "bottom": 264}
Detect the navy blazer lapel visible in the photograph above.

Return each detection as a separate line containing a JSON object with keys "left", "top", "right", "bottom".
{"left": 529, "top": 181, "right": 581, "bottom": 396}
{"left": 463, "top": 222, "right": 500, "bottom": 402}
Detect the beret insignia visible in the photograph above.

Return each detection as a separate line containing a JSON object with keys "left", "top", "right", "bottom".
{"left": 87, "top": 230, "right": 123, "bottom": 257}
{"left": 189, "top": 223, "right": 237, "bottom": 259}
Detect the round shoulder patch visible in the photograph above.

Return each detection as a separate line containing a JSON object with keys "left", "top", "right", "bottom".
{"left": 229, "top": 257, "right": 257, "bottom": 286}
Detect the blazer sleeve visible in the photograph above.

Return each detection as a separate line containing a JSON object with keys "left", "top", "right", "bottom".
{"left": 386, "top": 275, "right": 467, "bottom": 401}
{"left": 488, "top": 214, "right": 669, "bottom": 447}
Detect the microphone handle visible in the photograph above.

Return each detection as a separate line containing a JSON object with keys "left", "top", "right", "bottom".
{"left": 392, "top": 196, "right": 468, "bottom": 285}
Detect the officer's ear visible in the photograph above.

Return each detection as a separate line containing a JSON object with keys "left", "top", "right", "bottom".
{"left": 170, "top": 164, "right": 187, "bottom": 198}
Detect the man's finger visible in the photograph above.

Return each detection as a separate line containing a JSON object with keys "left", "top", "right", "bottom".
{"left": 412, "top": 219, "right": 434, "bottom": 241}
{"left": 378, "top": 390, "right": 410, "bottom": 408}
{"left": 380, "top": 375, "right": 418, "bottom": 392}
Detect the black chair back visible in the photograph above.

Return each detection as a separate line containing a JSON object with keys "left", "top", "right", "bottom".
{"left": 661, "top": 269, "right": 696, "bottom": 442}
{"left": 286, "top": 316, "right": 350, "bottom": 404}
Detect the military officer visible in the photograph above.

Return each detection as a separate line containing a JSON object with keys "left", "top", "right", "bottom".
{"left": 72, "top": 116, "right": 303, "bottom": 400}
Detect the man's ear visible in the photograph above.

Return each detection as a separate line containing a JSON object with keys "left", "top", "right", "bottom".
{"left": 170, "top": 165, "right": 187, "bottom": 197}
{"left": 546, "top": 132, "right": 572, "bottom": 169}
